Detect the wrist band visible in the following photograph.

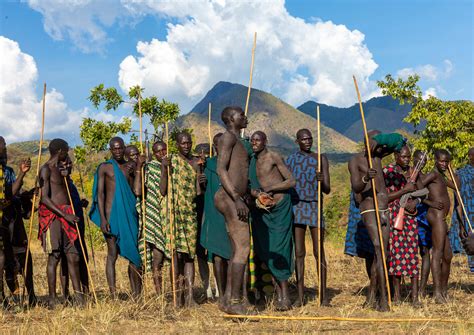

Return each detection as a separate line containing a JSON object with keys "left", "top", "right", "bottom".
{"left": 362, "top": 175, "right": 369, "bottom": 184}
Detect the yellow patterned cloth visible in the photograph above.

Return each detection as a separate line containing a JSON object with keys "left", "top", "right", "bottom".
{"left": 165, "top": 154, "right": 197, "bottom": 259}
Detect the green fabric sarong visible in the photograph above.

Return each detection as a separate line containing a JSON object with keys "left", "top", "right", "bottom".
{"left": 248, "top": 156, "right": 294, "bottom": 282}
{"left": 138, "top": 160, "right": 167, "bottom": 271}
{"left": 200, "top": 157, "right": 231, "bottom": 260}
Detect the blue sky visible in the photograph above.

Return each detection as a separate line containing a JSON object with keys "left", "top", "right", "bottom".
{"left": 0, "top": 0, "right": 472, "bottom": 143}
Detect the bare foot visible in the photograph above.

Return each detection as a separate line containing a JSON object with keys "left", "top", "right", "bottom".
{"left": 320, "top": 298, "right": 331, "bottom": 307}
{"left": 185, "top": 294, "right": 197, "bottom": 308}
{"left": 412, "top": 299, "right": 422, "bottom": 308}
{"left": 47, "top": 298, "right": 56, "bottom": 310}
{"left": 434, "top": 293, "right": 447, "bottom": 304}
{"left": 376, "top": 301, "right": 390, "bottom": 312}
{"left": 275, "top": 298, "right": 292, "bottom": 311}
{"left": 221, "top": 299, "right": 256, "bottom": 315}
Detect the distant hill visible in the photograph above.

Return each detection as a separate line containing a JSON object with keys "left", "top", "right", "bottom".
{"left": 175, "top": 81, "right": 358, "bottom": 156}
{"left": 297, "top": 96, "right": 413, "bottom": 141}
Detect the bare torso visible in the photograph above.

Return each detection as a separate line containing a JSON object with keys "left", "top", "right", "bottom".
{"left": 425, "top": 171, "right": 450, "bottom": 217}
{"left": 255, "top": 150, "right": 287, "bottom": 203}
{"left": 100, "top": 161, "right": 134, "bottom": 221}
{"left": 45, "top": 162, "right": 69, "bottom": 206}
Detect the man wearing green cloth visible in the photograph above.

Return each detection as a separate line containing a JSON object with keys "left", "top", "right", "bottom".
{"left": 248, "top": 131, "right": 296, "bottom": 311}
{"left": 200, "top": 133, "right": 238, "bottom": 302}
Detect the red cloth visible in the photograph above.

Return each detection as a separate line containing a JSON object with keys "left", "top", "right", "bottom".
{"left": 383, "top": 163, "right": 419, "bottom": 278}
{"left": 38, "top": 203, "right": 78, "bottom": 243}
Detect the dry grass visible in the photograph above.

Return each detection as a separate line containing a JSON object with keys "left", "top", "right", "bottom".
{"left": 1, "top": 239, "right": 473, "bottom": 334}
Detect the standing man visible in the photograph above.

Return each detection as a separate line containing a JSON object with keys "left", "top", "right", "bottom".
{"left": 38, "top": 139, "right": 83, "bottom": 308}
{"left": 285, "top": 128, "right": 330, "bottom": 306}
{"left": 348, "top": 131, "right": 406, "bottom": 312}
{"left": 249, "top": 131, "right": 295, "bottom": 311}
{"left": 139, "top": 141, "right": 168, "bottom": 295}
{"left": 214, "top": 106, "right": 251, "bottom": 315}
{"left": 0, "top": 136, "right": 36, "bottom": 306}
{"left": 200, "top": 133, "right": 232, "bottom": 302}
{"left": 383, "top": 146, "right": 420, "bottom": 306}
{"left": 160, "top": 132, "right": 204, "bottom": 307}
{"left": 89, "top": 137, "right": 143, "bottom": 298}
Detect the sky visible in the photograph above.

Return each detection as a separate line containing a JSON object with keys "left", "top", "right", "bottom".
{"left": 0, "top": 0, "right": 472, "bottom": 144}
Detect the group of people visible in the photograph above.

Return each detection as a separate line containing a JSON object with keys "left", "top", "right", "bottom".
{"left": 0, "top": 106, "right": 473, "bottom": 315}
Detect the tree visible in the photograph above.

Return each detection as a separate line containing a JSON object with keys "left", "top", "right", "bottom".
{"left": 79, "top": 117, "right": 132, "bottom": 153}
{"left": 377, "top": 74, "right": 474, "bottom": 167}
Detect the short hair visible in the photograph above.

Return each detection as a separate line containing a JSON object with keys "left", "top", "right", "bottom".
{"left": 152, "top": 141, "right": 166, "bottom": 152}
{"left": 395, "top": 145, "right": 410, "bottom": 155}
{"left": 434, "top": 149, "right": 451, "bottom": 160}
{"left": 176, "top": 131, "right": 192, "bottom": 143}
{"left": 251, "top": 131, "right": 267, "bottom": 142}
{"left": 413, "top": 150, "right": 425, "bottom": 159}
{"left": 195, "top": 143, "right": 210, "bottom": 155}
{"left": 49, "top": 138, "right": 69, "bottom": 155}
{"left": 0, "top": 136, "right": 5, "bottom": 144}
{"left": 468, "top": 147, "right": 474, "bottom": 155}
{"left": 296, "top": 128, "right": 311, "bottom": 140}
{"left": 221, "top": 106, "right": 243, "bottom": 126}
{"left": 109, "top": 137, "right": 124, "bottom": 147}
{"left": 125, "top": 145, "right": 139, "bottom": 156}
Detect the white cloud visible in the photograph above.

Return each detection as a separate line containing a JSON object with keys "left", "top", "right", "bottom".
{"left": 28, "top": 0, "right": 379, "bottom": 109}
{"left": 397, "top": 59, "right": 453, "bottom": 82}
{"left": 422, "top": 87, "right": 438, "bottom": 99}
{"left": 0, "top": 36, "right": 102, "bottom": 143}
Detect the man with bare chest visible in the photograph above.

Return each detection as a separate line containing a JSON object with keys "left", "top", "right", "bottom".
{"left": 38, "top": 139, "right": 83, "bottom": 308}
{"left": 348, "top": 131, "right": 406, "bottom": 311}
{"left": 89, "top": 137, "right": 144, "bottom": 298}
{"left": 214, "top": 106, "right": 252, "bottom": 315}
{"left": 249, "top": 131, "right": 295, "bottom": 310}
{"left": 420, "top": 149, "right": 453, "bottom": 303}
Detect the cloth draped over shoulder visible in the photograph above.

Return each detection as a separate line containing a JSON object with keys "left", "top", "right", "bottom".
{"left": 166, "top": 154, "right": 197, "bottom": 259}
{"left": 89, "top": 159, "right": 141, "bottom": 268}
{"left": 200, "top": 156, "right": 231, "bottom": 260}
{"left": 448, "top": 164, "right": 474, "bottom": 272}
{"left": 138, "top": 160, "right": 167, "bottom": 271}
{"left": 372, "top": 133, "right": 407, "bottom": 152}
{"left": 249, "top": 155, "right": 294, "bottom": 282}
{"left": 344, "top": 192, "right": 374, "bottom": 258}
{"left": 384, "top": 163, "right": 419, "bottom": 277}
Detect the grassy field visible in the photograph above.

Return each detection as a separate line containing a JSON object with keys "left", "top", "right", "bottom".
{"left": 1, "top": 239, "right": 473, "bottom": 334}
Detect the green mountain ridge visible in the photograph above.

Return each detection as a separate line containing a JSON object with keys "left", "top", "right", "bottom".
{"left": 175, "top": 81, "right": 358, "bottom": 155}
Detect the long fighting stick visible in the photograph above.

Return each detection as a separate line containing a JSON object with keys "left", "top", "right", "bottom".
{"left": 22, "top": 83, "right": 46, "bottom": 304}
{"left": 165, "top": 122, "right": 177, "bottom": 307}
{"left": 316, "top": 105, "right": 322, "bottom": 306}
{"left": 353, "top": 75, "right": 391, "bottom": 309}
{"left": 138, "top": 92, "right": 148, "bottom": 298}
{"left": 64, "top": 177, "right": 98, "bottom": 304}
{"left": 77, "top": 165, "right": 97, "bottom": 271}
{"left": 448, "top": 164, "right": 473, "bottom": 232}
{"left": 208, "top": 103, "right": 213, "bottom": 157}
{"left": 241, "top": 32, "right": 257, "bottom": 138}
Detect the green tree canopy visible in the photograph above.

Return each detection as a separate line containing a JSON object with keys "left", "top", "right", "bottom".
{"left": 79, "top": 117, "right": 132, "bottom": 153}
{"left": 377, "top": 74, "right": 474, "bottom": 167}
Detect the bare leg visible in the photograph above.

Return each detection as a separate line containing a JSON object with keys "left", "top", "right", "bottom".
{"left": 0, "top": 249, "right": 6, "bottom": 307}
{"left": 197, "top": 254, "right": 212, "bottom": 299}
{"left": 60, "top": 254, "right": 70, "bottom": 301}
{"left": 16, "top": 252, "right": 37, "bottom": 306}
{"left": 428, "top": 211, "right": 447, "bottom": 303}
{"left": 392, "top": 276, "right": 401, "bottom": 304}
{"left": 411, "top": 276, "right": 421, "bottom": 307}
{"left": 419, "top": 247, "right": 430, "bottom": 297}
{"left": 174, "top": 252, "right": 185, "bottom": 307}
{"left": 213, "top": 255, "right": 228, "bottom": 302}
{"left": 310, "top": 226, "right": 329, "bottom": 306}
{"left": 293, "top": 224, "right": 306, "bottom": 307}
{"left": 441, "top": 236, "right": 452, "bottom": 299}
{"left": 47, "top": 252, "right": 61, "bottom": 309}
{"left": 66, "top": 253, "right": 85, "bottom": 306}
{"left": 105, "top": 236, "right": 118, "bottom": 298}
{"left": 362, "top": 211, "right": 390, "bottom": 312}
{"left": 364, "top": 256, "right": 376, "bottom": 307}
{"left": 151, "top": 246, "right": 164, "bottom": 295}
{"left": 184, "top": 256, "right": 196, "bottom": 307}
{"left": 128, "top": 262, "right": 142, "bottom": 298}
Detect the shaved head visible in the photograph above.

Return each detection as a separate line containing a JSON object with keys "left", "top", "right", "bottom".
{"left": 296, "top": 128, "right": 311, "bottom": 140}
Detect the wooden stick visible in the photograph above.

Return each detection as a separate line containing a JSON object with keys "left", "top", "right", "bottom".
{"left": 64, "top": 177, "right": 98, "bottom": 305}
{"left": 316, "top": 105, "right": 322, "bottom": 306}
{"left": 241, "top": 32, "right": 257, "bottom": 138}
{"left": 22, "top": 83, "right": 47, "bottom": 305}
{"left": 353, "top": 75, "right": 391, "bottom": 309}
{"left": 223, "top": 314, "right": 471, "bottom": 324}
{"left": 165, "top": 122, "right": 177, "bottom": 307}
{"left": 77, "top": 165, "right": 97, "bottom": 271}
{"left": 208, "top": 103, "right": 213, "bottom": 157}
{"left": 138, "top": 92, "right": 148, "bottom": 298}
{"left": 448, "top": 164, "right": 473, "bottom": 232}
